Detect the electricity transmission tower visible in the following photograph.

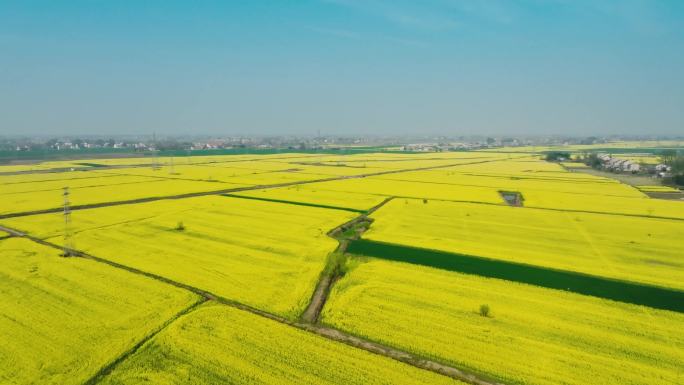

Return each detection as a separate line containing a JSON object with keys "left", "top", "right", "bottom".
{"left": 62, "top": 187, "right": 73, "bottom": 257}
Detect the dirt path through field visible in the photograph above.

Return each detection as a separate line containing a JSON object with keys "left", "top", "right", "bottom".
{"left": 300, "top": 197, "right": 394, "bottom": 323}
{"left": 0, "top": 223, "right": 506, "bottom": 385}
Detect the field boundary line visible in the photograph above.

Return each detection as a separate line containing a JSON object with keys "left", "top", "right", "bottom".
{"left": 3, "top": 223, "right": 506, "bottom": 385}
{"left": 83, "top": 298, "right": 208, "bottom": 385}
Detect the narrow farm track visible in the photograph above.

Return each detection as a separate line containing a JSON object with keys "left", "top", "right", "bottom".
{"left": 300, "top": 197, "right": 395, "bottom": 323}
{"left": 0, "top": 157, "right": 510, "bottom": 220}
{"left": 0, "top": 224, "right": 505, "bottom": 385}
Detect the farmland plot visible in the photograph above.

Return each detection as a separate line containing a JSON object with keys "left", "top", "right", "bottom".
{"left": 232, "top": 185, "right": 387, "bottom": 211}
{"left": 0, "top": 237, "right": 199, "bottom": 385}
{"left": 522, "top": 189, "right": 684, "bottom": 219}
{"left": 3, "top": 196, "right": 356, "bottom": 318}
{"left": 364, "top": 199, "right": 684, "bottom": 290}
{"left": 284, "top": 178, "right": 504, "bottom": 204}
{"left": 0, "top": 177, "right": 250, "bottom": 216}
{"left": 97, "top": 304, "right": 462, "bottom": 385}
{"left": 0, "top": 174, "right": 162, "bottom": 196}
{"left": 321, "top": 258, "right": 684, "bottom": 385}
{"left": 373, "top": 168, "right": 645, "bottom": 198}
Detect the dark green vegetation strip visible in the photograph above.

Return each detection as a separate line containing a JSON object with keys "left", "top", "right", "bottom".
{"left": 222, "top": 193, "right": 367, "bottom": 213}
{"left": 347, "top": 239, "right": 684, "bottom": 313}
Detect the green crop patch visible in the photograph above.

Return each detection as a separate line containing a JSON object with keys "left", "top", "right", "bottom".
{"left": 347, "top": 239, "right": 684, "bottom": 313}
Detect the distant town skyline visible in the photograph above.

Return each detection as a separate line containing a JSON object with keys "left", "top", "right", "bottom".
{"left": 1, "top": 0, "right": 683, "bottom": 136}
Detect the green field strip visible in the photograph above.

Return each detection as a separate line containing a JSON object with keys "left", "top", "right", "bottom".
{"left": 222, "top": 193, "right": 367, "bottom": 213}
{"left": 346, "top": 239, "right": 684, "bottom": 313}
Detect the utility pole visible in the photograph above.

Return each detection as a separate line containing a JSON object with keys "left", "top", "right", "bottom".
{"left": 62, "top": 187, "right": 73, "bottom": 257}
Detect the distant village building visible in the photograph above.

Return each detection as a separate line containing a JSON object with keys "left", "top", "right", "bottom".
{"left": 655, "top": 164, "right": 672, "bottom": 178}
{"left": 597, "top": 154, "right": 641, "bottom": 173}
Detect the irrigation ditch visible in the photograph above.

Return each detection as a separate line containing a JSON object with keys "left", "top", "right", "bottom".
{"left": 300, "top": 197, "right": 393, "bottom": 323}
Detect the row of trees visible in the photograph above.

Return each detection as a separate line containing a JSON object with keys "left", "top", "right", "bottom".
{"left": 659, "top": 150, "right": 684, "bottom": 172}
{"left": 659, "top": 150, "right": 684, "bottom": 185}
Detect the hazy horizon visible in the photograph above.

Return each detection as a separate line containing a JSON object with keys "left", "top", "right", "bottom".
{"left": 1, "top": 0, "right": 683, "bottom": 136}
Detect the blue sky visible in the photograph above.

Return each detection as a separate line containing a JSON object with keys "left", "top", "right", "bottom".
{"left": 1, "top": 0, "right": 683, "bottom": 136}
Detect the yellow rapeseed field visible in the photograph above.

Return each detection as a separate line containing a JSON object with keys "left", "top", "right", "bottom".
{"left": 3, "top": 150, "right": 683, "bottom": 385}
{"left": 0, "top": 237, "right": 200, "bottom": 385}
{"left": 1, "top": 174, "right": 161, "bottom": 196}
{"left": 375, "top": 169, "right": 643, "bottom": 197}
{"left": 522, "top": 189, "right": 684, "bottom": 219}
{"left": 287, "top": 177, "right": 504, "bottom": 203}
{"left": 232, "top": 185, "right": 387, "bottom": 211}
{"left": 0, "top": 177, "right": 247, "bottom": 215}
{"left": 3, "top": 196, "right": 356, "bottom": 319}
{"left": 321, "top": 258, "right": 684, "bottom": 385}
{"left": 365, "top": 198, "right": 684, "bottom": 290}
{"left": 98, "top": 303, "right": 462, "bottom": 385}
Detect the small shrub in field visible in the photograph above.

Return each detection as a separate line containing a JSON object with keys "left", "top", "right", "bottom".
{"left": 175, "top": 221, "right": 185, "bottom": 231}
{"left": 479, "top": 304, "right": 490, "bottom": 317}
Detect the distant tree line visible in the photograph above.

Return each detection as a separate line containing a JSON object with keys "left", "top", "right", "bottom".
{"left": 545, "top": 151, "right": 571, "bottom": 161}
{"left": 583, "top": 153, "right": 603, "bottom": 168}
{"left": 659, "top": 150, "right": 684, "bottom": 185}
